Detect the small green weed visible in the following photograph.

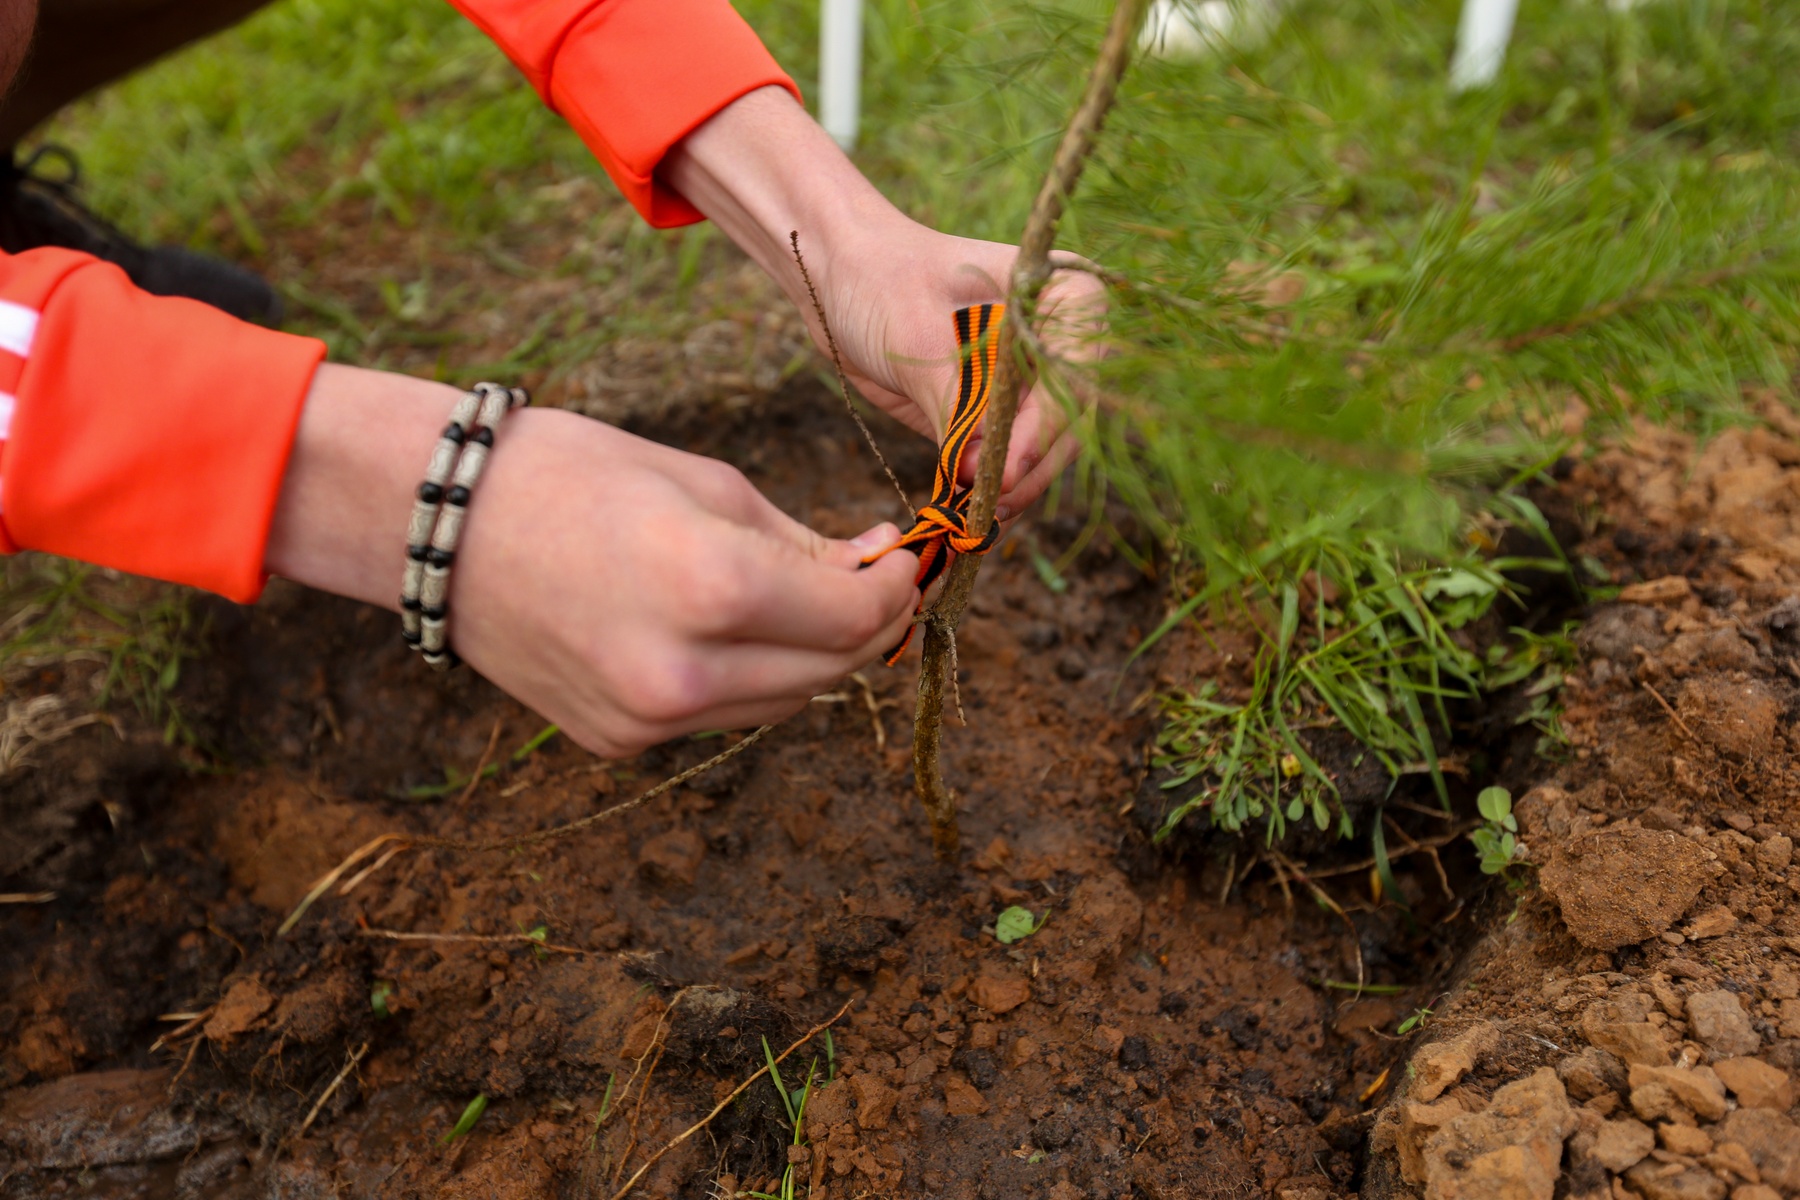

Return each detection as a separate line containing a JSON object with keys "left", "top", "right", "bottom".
{"left": 369, "top": 980, "right": 395, "bottom": 1018}
{"left": 992, "top": 906, "right": 1048, "bottom": 945}
{"left": 1470, "top": 786, "right": 1528, "bottom": 877}
{"left": 1150, "top": 526, "right": 1564, "bottom": 843}
{"left": 749, "top": 1038, "right": 819, "bottom": 1200}
{"left": 1396, "top": 1006, "right": 1433, "bottom": 1036}
{"left": 440, "top": 1094, "right": 488, "bottom": 1145}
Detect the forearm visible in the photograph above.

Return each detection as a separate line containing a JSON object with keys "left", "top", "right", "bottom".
{"left": 659, "top": 86, "right": 907, "bottom": 309}
{"left": 264, "top": 364, "right": 462, "bottom": 609}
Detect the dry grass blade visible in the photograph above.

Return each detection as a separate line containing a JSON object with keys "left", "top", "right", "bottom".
{"left": 357, "top": 928, "right": 589, "bottom": 955}
{"left": 0, "top": 892, "right": 56, "bottom": 904}
{"left": 278, "top": 833, "right": 411, "bottom": 936}
{"left": 606, "top": 996, "right": 856, "bottom": 1200}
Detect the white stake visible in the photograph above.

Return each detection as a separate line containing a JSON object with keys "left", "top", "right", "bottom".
{"left": 1449, "top": 0, "right": 1519, "bottom": 92}
{"left": 821, "top": 0, "right": 863, "bottom": 151}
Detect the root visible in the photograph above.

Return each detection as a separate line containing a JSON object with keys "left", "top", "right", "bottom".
{"left": 1267, "top": 849, "right": 1367, "bottom": 996}
{"left": 455, "top": 717, "right": 505, "bottom": 807}
{"left": 606, "top": 997, "right": 856, "bottom": 1200}
{"left": 287, "top": 1040, "right": 370, "bottom": 1150}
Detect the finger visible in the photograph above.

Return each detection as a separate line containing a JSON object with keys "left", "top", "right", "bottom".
{"left": 725, "top": 537, "right": 920, "bottom": 653}
{"left": 996, "top": 428, "right": 1082, "bottom": 521}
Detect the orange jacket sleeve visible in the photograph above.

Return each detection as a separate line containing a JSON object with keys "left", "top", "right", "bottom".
{"left": 443, "top": 0, "right": 800, "bottom": 227}
{"left": 0, "top": 3, "right": 791, "bottom": 600}
{"left": 0, "top": 247, "right": 325, "bottom": 601}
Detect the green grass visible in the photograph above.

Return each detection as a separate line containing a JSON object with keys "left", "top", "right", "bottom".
{"left": 28, "top": 0, "right": 1800, "bottom": 842}
{"left": 0, "top": 558, "right": 205, "bottom": 746}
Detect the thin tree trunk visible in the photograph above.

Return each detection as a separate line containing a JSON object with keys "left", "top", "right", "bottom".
{"left": 911, "top": 0, "right": 1147, "bottom": 862}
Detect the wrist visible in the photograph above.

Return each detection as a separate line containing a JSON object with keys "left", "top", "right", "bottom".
{"left": 660, "top": 86, "right": 913, "bottom": 309}
{"left": 265, "top": 364, "right": 464, "bottom": 608}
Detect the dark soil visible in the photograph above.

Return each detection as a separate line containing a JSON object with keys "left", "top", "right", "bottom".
{"left": 0, "top": 382, "right": 1496, "bottom": 1200}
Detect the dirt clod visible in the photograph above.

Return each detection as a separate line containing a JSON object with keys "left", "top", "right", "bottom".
{"left": 1590, "top": 1116, "right": 1656, "bottom": 1172}
{"left": 967, "top": 973, "right": 1030, "bottom": 1014}
{"left": 1412, "top": 1020, "right": 1500, "bottom": 1102}
{"left": 1418, "top": 1068, "right": 1576, "bottom": 1200}
{"left": 1718, "top": 1108, "right": 1800, "bottom": 1190}
{"left": 637, "top": 828, "right": 705, "bottom": 887}
{"left": 1687, "top": 990, "right": 1762, "bottom": 1058}
{"left": 1541, "top": 828, "right": 1712, "bottom": 950}
{"left": 1714, "top": 1056, "right": 1794, "bottom": 1110}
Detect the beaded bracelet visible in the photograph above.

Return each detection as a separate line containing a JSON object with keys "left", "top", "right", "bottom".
{"left": 400, "top": 381, "right": 530, "bottom": 670}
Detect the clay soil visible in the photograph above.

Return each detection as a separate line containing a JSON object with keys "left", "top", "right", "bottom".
{"left": 1365, "top": 402, "right": 1800, "bottom": 1199}
{"left": 0, "top": 373, "right": 1524, "bottom": 1200}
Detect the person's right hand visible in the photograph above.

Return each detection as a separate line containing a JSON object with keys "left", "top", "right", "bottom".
{"left": 267, "top": 365, "right": 921, "bottom": 757}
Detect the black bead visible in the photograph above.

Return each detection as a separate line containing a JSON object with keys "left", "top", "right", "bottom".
{"left": 407, "top": 544, "right": 429, "bottom": 562}
{"left": 417, "top": 481, "right": 443, "bottom": 504}
{"left": 442, "top": 423, "right": 467, "bottom": 444}
{"left": 445, "top": 485, "right": 470, "bottom": 507}
{"left": 400, "top": 595, "right": 422, "bottom": 612}
{"left": 402, "top": 629, "right": 422, "bottom": 645}
{"left": 421, "top": 604, "right": 447, "bottom": 620}
{"left": 470, "top": 426, "right": 494, "bottom": 448}
{"left": 426, "top": 547, "right": 455, "bottom": 569}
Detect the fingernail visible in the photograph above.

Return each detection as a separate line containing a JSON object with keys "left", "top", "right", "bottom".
{"left": 850, "top": 525, "right": 895, "bottom": 552}
{"left": 995, "top": 504, "right": 1012, "bottom": 523}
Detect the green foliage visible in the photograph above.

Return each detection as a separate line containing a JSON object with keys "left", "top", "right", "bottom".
{"left": 1150, "top": 527, "right": 1560, "bottom": 841}
{"left": 1470, "top": 785, "right": 1526, "bottom": 876}
{"left": 993, "top": 905, "right": 1048, "bottom": 944}
{"left": 0, "top": 559, "right": 205, "bottom": 747}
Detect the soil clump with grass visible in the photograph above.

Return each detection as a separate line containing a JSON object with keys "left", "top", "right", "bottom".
{"left": 1364, "top": 403, "right": 1800, "bottom": 1199}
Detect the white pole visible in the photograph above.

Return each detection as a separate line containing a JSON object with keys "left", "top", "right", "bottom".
{"left": 821, "top": 0, "right": 863, "bottom": 151}
{"left": 1448, "top": 0, "right": 1519, "bottom": 92}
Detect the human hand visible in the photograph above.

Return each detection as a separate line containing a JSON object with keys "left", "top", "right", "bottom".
{"left": 801, "top": 218, "right": 1105, "bottom": 521}
{"left": 661, "top": 88, "right": 1106, "bottom": 521}
{"left": 268, "top": 365, "right": 920, "bottom": 757}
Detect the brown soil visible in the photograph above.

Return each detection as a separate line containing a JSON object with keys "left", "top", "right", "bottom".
{"left": 1365, "top": 402, "right": 1800, "bottom": 1199}
{"left": 0, "top": 383, "right": 1496, "bottom": 1200}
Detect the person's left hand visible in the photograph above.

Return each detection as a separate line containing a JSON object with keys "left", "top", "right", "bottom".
{"left": 802, "top": 216, "right": 1106, "bottom": 522}
{"left": 660, "top": 86, "right": 1107, "bottom": 523}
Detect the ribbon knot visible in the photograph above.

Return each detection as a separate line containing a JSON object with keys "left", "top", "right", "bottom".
{"left": 860, "top": 303, "right": 1005, "bottom": 665}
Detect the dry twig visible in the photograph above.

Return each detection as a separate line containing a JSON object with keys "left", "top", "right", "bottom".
{"left": 290, "top": 1041, "right": 370, "bottom": 1147}
{"left": 789, "top": 232, "right": 912, "bottom": 519}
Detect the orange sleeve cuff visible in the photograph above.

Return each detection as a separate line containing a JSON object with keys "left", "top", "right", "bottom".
{"left": 0, "top": 249, "right": 326, "bottom": 603}
{"left": 444, "top": 0, "right": 800, "bottom": 228}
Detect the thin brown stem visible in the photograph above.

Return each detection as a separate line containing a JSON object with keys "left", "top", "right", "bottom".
{"left": 790, "top": 232, "right": 913, "bottom": 518}
{"left": 909, "top": 0, "right": 1147, "bottom": 863}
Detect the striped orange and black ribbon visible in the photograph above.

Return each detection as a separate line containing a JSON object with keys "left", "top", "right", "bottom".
{"left": 860, "top": 302, "right": 1006, "bottom": 665}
